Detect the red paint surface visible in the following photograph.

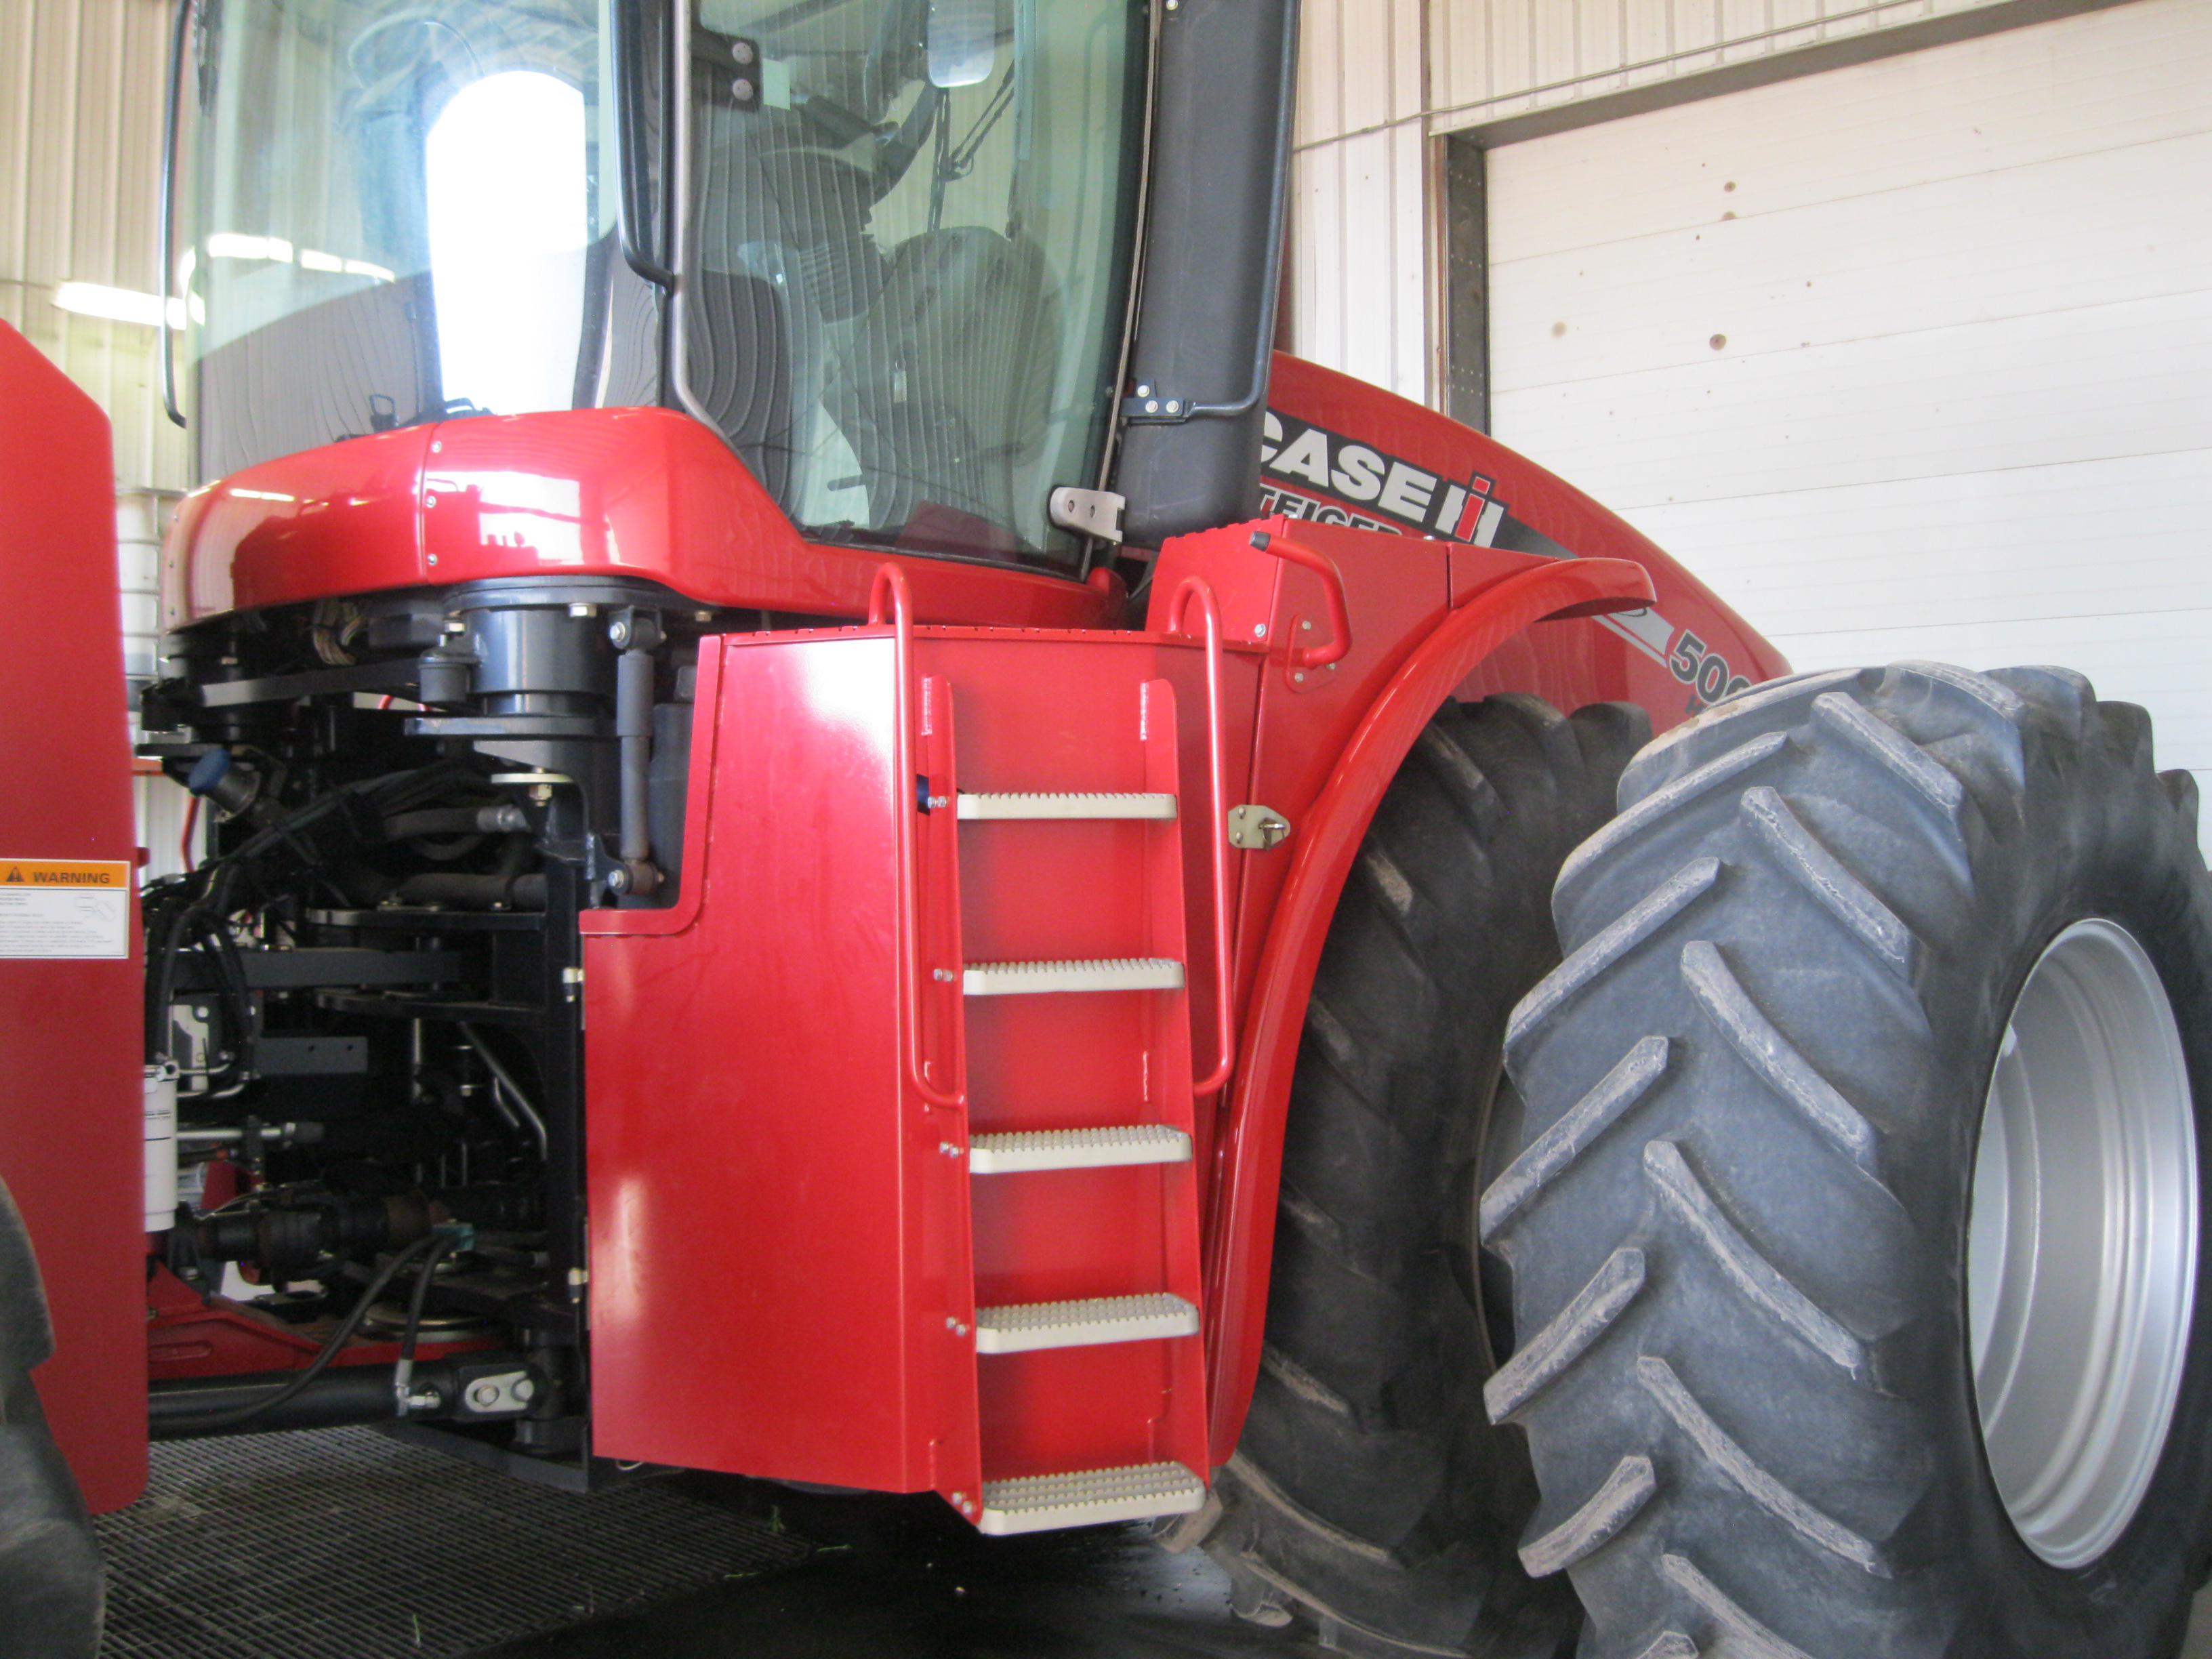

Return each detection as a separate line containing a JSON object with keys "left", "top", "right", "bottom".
{"left": 0, "top": 324, "right": 148, "bottom": 1513}
{"left": 583, "top": 625, "right": 1242, "bottom": 1498}
{"left": 163, "top": 406, "right": 1120, "bottom": 632}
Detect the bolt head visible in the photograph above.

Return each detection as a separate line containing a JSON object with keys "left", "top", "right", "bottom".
{"left": 1135, "top": 384, "right": 1152, "bottom": 397}
{"left": 514, "top": 1378, "right": 536, "bottom": 1401}
{"left": 1292, "top": 671, "right": 1305, "bottom": 683}
{"left": 732, "top": 39, "right": 756, "bottom": 64}
{"left": 1165, "top": 400, "right": 1181, "bottom": 414}
{"left": 426, "top": 553, "right": 438, "bottom": 566}
{"left": 1144, "top": 399, "right": 1160, "bottom": 413}
{"left": 733, "top": 76, "right": 755, "bottom": 101}
{"left": 1253, "top": 623, "right": 1267, "bottom": 638}
{"left": 469, "top": 1380, "right": 502, "bottom": 1409}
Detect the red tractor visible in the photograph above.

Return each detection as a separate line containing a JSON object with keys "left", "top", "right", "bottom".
{"left": 7, "top": 1, "right": 2212, "bottom": 1656}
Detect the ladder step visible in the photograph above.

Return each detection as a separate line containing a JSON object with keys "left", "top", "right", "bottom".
{"left": 958, "top": 792, "right": 1176, "bottom": 821}
{"left": 963, "top": 958, "right": 1184, "bottom": 996}
{"left": 969, "top": 1124, "right": 1193, "bottom": 1174}
{"left": 974, "top": 1292, "right": 1200, "bottom": 1354}
{"left": 977, "top": 1461, "right": 1207, "bottom": 1536}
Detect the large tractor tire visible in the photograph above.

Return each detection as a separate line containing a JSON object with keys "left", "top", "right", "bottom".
{"left": 1188, "top": 693, "right": 1651, "bottom": 1658}
{"left": 1486, "top": 662, "right": 2212, "bottom": 1658}
{"left": 0, "top": 1179, "right": 104, "bottom": 1658}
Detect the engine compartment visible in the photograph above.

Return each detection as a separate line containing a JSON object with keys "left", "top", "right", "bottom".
{"left": 138, "top": 573, "right": 724, "bottom": 1473}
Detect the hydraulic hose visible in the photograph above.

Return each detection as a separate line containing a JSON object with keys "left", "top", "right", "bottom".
{"left": 390, "top": 1231, "right": 460, "bottom": 1417}
{"left": 155, "top": 1233, "right": 441, "bottom": 1435}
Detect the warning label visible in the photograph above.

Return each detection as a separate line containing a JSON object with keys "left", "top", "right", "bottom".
{"left": 0, "top": 859, "right": 131, "bottom": 960}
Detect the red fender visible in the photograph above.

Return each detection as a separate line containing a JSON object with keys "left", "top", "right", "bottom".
{"left": 1203, "top": 554, "right": 1656, "bottom": 1462}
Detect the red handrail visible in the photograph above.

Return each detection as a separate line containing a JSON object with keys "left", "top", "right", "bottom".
{"left": 1247, "top": 529, "right": 1351, "bottom": 670}
{"left": 872, "top": 565, "right": 964, "bottom": 1111}
{"left": 1166, "top": 576, "right": 1237, "bottom": 1097}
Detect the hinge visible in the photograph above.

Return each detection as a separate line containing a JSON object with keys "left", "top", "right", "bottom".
{"left": 1227, "top": 804, "right": 1292, "bottom": 851}
{"left": 1048, "top": 487, "right": 1126, "bottom": 544}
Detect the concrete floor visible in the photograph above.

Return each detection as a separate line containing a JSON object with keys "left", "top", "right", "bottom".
{"left": 483, "top": 1524, "right": 2212, "bottom": 1659}
{"left": 93, "top": 1425, "right": 2212, "bottom": 1658}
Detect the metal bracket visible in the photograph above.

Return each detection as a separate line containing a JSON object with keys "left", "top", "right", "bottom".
{"left": 1227, "top": 804, "right": 1292, "bottom": 851}
{"left": 1121, "top": 385, "right": 1190, "bottom": 424}
{"left": 1048, "top": 487, "right": 1126, "bottom": 544}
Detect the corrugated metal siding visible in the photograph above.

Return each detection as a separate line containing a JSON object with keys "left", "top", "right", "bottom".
{"left": 1430, "top": 0, "right": 2023, "bottom": 134}
{"left": 0, "top": 0, "right": 185, "bottom": 492}
{"left": 1487, "top": 0, "right": 2212, "bottom": 832}
{"left": 1284, "top": 0, "right": 2082, "bottom": 400}
{"left": 1291, "top": 0, "right": 1435, "bottom": 400}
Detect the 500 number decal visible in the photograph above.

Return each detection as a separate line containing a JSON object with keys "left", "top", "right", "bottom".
{"left": 1668, "top": 630, "right": 1752, "bottom": 710}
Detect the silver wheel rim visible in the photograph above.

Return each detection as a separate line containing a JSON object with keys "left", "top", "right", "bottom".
{"left": 1969, "top": 918, "right": 2199, "bottom": 1568}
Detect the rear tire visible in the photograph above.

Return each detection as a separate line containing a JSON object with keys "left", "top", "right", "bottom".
{"left": 1488, "top": 662, "right": 2212, "bottom": 1658}
{"left": 1193, "top": 693, "right": 1649, "bottom": 1658}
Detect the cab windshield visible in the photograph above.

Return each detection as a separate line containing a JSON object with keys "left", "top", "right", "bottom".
{"left": 181, "top": 0, "right": 1148, "bottom": 571}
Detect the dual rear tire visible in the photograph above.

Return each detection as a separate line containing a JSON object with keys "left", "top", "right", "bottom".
{"left": 1212, "top": 664, "right": 2212, "bottom": 1659}
{"left": 1489, "top": 662, "right": 2212, "bottom": 1658}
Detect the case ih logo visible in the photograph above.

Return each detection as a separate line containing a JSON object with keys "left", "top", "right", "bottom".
{"left": 1258, "top": 413, "right": 1508, "bottom": 546}
{"left": 1255, "top": 411, "right": 1755, "bottom": 714}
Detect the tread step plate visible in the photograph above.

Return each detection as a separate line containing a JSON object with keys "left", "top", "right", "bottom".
{"left": 958, "top": 792, "right": 1176, "bottom": 821}
{"left": 978, "top": 1462, "right": 1207, "bottom": 1536}
{"left": 974, "top": 1292, "right": 1200, "bottom": 1354}
{"left": 968, "top": 1125, "right": 1193, "bottom": 1174}
{"left": 964, "top": 958, "right": 1184, "bottom": 996}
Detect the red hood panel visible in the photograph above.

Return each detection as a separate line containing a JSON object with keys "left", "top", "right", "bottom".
{"left": 163, "top": 407, "right": 1120, "bottom": 631}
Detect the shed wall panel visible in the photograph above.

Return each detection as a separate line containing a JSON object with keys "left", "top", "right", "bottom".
{"left": 1487, "top": 0, "right": 2212, "bottom": 834}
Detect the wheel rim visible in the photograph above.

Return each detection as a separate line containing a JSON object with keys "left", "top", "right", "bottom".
{"left": 1968, "top": 918, "right": 2200, "bottom": 1568}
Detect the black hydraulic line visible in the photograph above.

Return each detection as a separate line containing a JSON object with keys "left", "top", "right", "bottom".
{"left": 390, "top": 1231, "right": 459, "bottom": 1416}
{"left": 154, "top": 1233, "right": 440, "bottom": 1435}
{"left": 391, "top": 871, "right": 548, "bottom": 909}
{"left": 158, "top": 0, "right": 190, "bottom": 428}
{"left": 611, "top": 0, "right": 676, "bottom": 289}
{"left": 147, "top": 761, "right": 476, "bottom": 1061}
{"left": 458, "top": 1025, "right": 549, "bottom": 1159}
{"left": 149, "top": 1353, "right": 525, "bottom": 1438}
{"left": 615, "top": 644, "right": 654, "bottom": 876}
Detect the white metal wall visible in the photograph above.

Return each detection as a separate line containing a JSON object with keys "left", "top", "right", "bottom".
{"left": 1431, "top": 0, "right": 2036, "bottom": 131}
{"left": 1286, "top": 0, "right": 2108, "bottom": 399}
{"left": 4, "top": 0, "right": 192, "bottom": 870}
{"left": 1291, "top": 0, "right": 1434, "bottom": 400}
{"left": 1486, "top": 0, "right": 2212, "bottom": 819}
{"left": 1, "top": 0, "right": 187, "bottom": 494}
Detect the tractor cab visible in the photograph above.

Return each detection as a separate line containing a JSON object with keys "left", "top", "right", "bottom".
{"left": 172, "top": 0, "right": 1281, "bottom": 579}
{"left": 180, "top": 0, "right": 1147, "bottom": 572}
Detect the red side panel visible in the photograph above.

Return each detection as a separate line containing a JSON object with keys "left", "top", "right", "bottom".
{"left": 580, "top": 632, "right": 949, "bottom": 1491}
{"left": 582, "top": 626, "right": 1249, "bottom": 1500}
{"left": 163, "top": 406, "right": 1120, "bottom": 631}
{"left": 0, "top": 324, "right": 148, "bottom": 1512}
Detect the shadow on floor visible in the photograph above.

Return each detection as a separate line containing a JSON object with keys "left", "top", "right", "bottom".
{"left": 472, "top": 1478, "right": 1327, "bottom": 1659}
